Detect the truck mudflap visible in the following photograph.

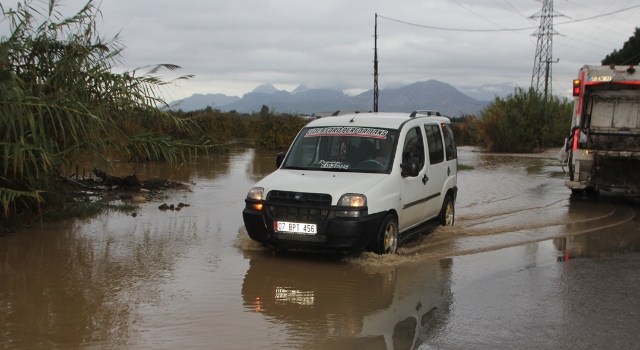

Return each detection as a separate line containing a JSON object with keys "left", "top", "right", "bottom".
{"left": 590, "top": 151, "right": 640, "bottom": 193}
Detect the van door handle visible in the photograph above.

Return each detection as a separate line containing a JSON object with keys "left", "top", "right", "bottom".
{"left": 422, "top": 175, "right": 429, "bottom": 185}
{"left": 447, "top": 167, "right": 451, "bottom": 176}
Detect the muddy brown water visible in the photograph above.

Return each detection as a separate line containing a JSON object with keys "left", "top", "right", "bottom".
{"left": 1, "top": 146, "right": 639, "bottom": 349}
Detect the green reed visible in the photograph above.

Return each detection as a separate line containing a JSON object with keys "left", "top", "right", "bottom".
{"left": 0, "top": 0, "right": 197, "bottom": 219}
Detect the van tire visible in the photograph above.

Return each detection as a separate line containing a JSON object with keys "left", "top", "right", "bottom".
{"left": 373, "top": 215, "right": 398, "bottom": 255}
{"left": 438, "top": 195, "right": 455, "bottom": 226}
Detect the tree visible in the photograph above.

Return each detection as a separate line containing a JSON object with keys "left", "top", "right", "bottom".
{"left": 602, "top": 27, "right": 640, "bottom": 65}
{"left": 260, "top": 105, "right": 269, "bottom": 117}
{"left": 0, "top": 0, "right": 195, "bottom": 218}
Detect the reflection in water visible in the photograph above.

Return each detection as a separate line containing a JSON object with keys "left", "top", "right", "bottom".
{"left": 0, "top": 219, "right": 198, "bottom": 348}
{"left": 0, "top": 148, "right": 252, "bottom": 349}
{"left": 110, "top": 151, "right": 235, "bottom": 182}
{"left": 554, "top": 205, "right": 640, "bottom": 261}
{"left": 241, "top": 251, "right": 453, "bottom": 350}
{"left": 246, "top": 148, "right": 280, "bottom": 183}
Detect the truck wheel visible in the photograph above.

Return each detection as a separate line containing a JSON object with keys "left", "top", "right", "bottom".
{"left": 571, "top": 188, "right": 584, "bottom": 195}
{"left": 585, "top": 187, "right": 599, "bottom": 196}
{"left": 439, "top": 195, "right": 455, "bottom": 226}
{"left": 373, "top": 215, "right": 398, "bottom": 255}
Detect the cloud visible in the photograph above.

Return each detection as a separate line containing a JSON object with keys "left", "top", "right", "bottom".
{"left": 4, "top": 0, "right": 639, "bottom": 100}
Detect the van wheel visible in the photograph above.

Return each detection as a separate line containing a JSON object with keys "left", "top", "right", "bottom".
{"left": 439, "top": 195, "right": 455, "bottom": 226}
{"left": 373, "top": 215, "right": 398, "bottom": 255}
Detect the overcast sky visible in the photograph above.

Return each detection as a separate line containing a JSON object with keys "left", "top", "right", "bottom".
{"left": 4, "top": 0, "right": 640, "bottom": 101}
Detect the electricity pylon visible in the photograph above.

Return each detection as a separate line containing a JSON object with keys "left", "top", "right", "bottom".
{"left": 530, "top": 0, "right": 563, "bottom": 99}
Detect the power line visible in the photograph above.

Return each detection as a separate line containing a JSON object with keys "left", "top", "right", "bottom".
{"left": 500, "top": 0, "right": 532, "bottom": 20}
{"left": 555, "top": 2, "right": 639, "bottom": 25}
{"left": 449, "top": 0, "right": 506, "bottom": 29}
{"left": 555, "top": 0, "right": 638, "bottom": 58}
{"left": 377, "top": 14, "right": 533, "bottom": 32}
{"left": 377, "top": 4, "right": 640, "bottom": 33}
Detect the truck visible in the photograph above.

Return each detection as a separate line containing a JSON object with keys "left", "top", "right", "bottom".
{"left": 562, "top": 64, "right": 640, "bottom": 194}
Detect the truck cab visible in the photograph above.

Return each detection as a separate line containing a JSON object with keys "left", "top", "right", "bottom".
{"left": 243, "top": 111, "right": 458, "bottom": 254}
{"left": 563, "top": 65, "right": 640, "bottom": 194}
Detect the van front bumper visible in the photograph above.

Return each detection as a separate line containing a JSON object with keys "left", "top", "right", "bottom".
{"left": 242, "top": 207, "right": 386, "bottom": 253}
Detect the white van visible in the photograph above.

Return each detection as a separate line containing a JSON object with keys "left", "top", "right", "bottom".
{"left": 243, "top": 111, "right": 458, "bottom": 254}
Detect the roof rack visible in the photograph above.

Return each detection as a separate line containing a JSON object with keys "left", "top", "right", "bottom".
{"left": 330, "top": 109, "right": 372, "bottom": 116}
{"left": 409, "top": 110, "right": 442, "bottom": 118}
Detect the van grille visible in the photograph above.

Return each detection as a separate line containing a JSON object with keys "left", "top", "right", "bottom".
{"left": 266, "top": 191, "right": 332, "bottom": 222}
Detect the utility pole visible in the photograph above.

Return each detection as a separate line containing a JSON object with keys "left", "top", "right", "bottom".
{"left": 530, "top": 0, "right": 562, "bottom": 99}
{"left": 373, "top": 13, "right": 379, "bottom": 112}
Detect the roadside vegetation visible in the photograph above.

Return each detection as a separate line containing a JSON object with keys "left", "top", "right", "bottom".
{"left": 450, "top": 88, "right": 573, "bottom": 152}
{"left": 172, "top": 105, "right": 308, "bottom": 149}
{"left": 470, "top": 88, "right": 573, "bottom": 152}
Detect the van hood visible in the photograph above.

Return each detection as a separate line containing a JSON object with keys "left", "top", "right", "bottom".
{"left": 255, "top": 170, "right": 386, "bottom": 204}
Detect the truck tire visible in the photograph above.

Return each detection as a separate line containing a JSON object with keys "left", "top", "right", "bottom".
{"left": 373, "top": 214, "right": 398, "bottom": 255}
{"left": 438, "top": 195, "right": 455, "bottom": 226}
{"left": 585, "top": 187, "right": 599, "bottom": 196}
{"left": 571, "top": 188, "right": 584, "bottom": 195}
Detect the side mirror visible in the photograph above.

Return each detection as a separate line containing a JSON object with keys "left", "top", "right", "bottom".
{"left": 400, "top": 157, "right": 420, "bottom": 177}
{"left": 276, "top": 152, "right": 285, "bottom": 168}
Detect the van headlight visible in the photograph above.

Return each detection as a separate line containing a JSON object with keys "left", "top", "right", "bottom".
{"left": 246, "top": 187, "right": 265, "bottom": 211}
{"left": 336, "top": 194, "right": 367, "bottom": 217}
{"left": 339, "top": 194, "right": 367, "bottom": 207}
{"left": 247, "top": 187, "right": 264, "bottom": 200}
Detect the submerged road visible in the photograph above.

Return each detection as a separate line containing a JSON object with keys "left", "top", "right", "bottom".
{"left": 1, "top": 146, "right": 639, "bottom": 349}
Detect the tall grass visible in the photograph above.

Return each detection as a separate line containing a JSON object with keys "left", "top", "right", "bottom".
{"left": 0, "top": 0, "right": 197, "bottom": 219}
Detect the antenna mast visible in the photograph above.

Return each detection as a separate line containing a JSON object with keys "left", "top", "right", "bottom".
{"left": 373, "top": 13, "right": 379, "bottom": 112}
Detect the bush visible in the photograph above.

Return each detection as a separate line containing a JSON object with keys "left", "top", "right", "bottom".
{"left": 449, "top": 115, "right": 477, "bottom": 146}
{"left": 249, "top": 114, "right": 308, "bottom": 149}
{"left": 469, "top": 88, "right": 572, "bottom": 152}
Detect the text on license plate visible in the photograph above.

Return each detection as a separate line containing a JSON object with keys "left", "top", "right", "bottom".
{"left": 274, "top": 221, "right": 317, "bottom": 235}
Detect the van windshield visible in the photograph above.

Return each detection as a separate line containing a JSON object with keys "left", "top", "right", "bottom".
{"left": 282, "top": 127, "right": 397, "bottom": 173}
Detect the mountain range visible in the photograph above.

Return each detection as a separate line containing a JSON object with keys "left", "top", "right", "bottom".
{"left": 168, "top": 80, "right": 505, "bottom": 117}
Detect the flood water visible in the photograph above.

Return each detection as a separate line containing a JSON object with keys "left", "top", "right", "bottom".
{"left": 1, "top": 146, "right": 639, "bottom": 349}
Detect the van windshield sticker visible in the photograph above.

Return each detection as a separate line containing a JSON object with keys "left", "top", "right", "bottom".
{"left": 305, "top": 127, "right": 388, "bottom": 139}
{"left": 318, "top": 160, "right": 349, "bottom": 170}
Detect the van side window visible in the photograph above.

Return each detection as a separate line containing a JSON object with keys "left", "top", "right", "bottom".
{"left": 424, "top": 124, "right": 444, "bottom": 164}
{"left": 402, "top": 127, "right": 425, "bottom": 170}
{"left": 441, "top": 123, "right": 457, "bottom": 160}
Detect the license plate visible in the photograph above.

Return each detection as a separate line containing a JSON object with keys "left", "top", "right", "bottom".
{"left": 275, "top": 221, "right": 317, "bottom": 235}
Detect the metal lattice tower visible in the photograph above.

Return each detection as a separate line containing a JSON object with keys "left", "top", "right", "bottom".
{"left": 530, "top": 0, "right": 562, "bottom": 99}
